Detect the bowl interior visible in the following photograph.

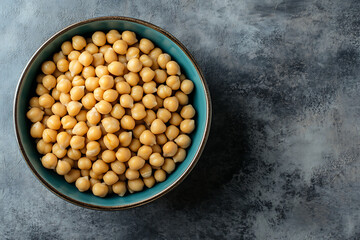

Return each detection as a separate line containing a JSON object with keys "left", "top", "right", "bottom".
{"left": 15, "top": 18, "right": 209, "bottom": 208}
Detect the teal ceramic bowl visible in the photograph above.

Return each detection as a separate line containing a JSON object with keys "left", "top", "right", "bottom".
{"left": 14, "top": 17, "right": 211, "bottom": 210}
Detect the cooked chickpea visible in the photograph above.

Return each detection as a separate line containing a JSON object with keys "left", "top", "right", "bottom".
{"left": 131, "top": 103, "right": 146, "bottom": 120}
{"left": 84, "top": 77, "right": 99, "bottom": 92}
{"left": 61, "top": 41, "right": 73, "bottom": 55}
{"left": 77, "top": 51, "right": 93, "bottom": 67}
{"left": 156, "top": 108, "right": 172, "bottom": 123}
{"left": 26, "top": 107, "right": 44, "bottom": 123}
{"left": 121, "top": 115, "right": 135, "bottom": 130}
{"left": 95, "top": 100, "right": 112, "bottom": 114}
{"left": 154, "top": 69, "right": 167, "bottom": 84}
{"left": 162, "top": 141, "right": 178, "bottom": 157}
{"left": 119, "top": 131, "right": 132, "bottom": 147}
{"left": 139, "top": 67, "right": 155, "bottom": 82}
{"left": 51, "top": 102, "right": 67, "bottom": 117}
{"left": 143, "top": 176, "right": 155, "bottom": 188}
{"left": 180, "top": 104, "right": 196, "bottom": 119}
{"left": 112, "top": 181, "right": 127, "bottom": 196}
{"left": 37, "top": 140, "right": 52, "bottom": 154}
{"left": 64, "top": 169, "right": 81, "bottom": 183}
{"left": 124, "top": 72, "right": 140, "bottom": 86}
{"left": 89, "top": 170, "right": 103, "bottom": 180}
{"left": 90, "top": 31, "right": 106, "bottom": 47}
{"left": 175, "top": 91, "right": 189, "bottom": 105}
{"left": 86, "top": 126, "right": 101, "bottom": 141}
{"left": 103, "top": 171, "right": 119, "bottom": 185}
{"left": 78, "top": 157, "right": 92, "bottom": 170}
{"left": 75, "top": 176, "right": 90, "bottom": 192}
{"left": 143, "top": 81, "right": 157, "bottom": 94}
{"left": 150, "top": 119, "right": 166, "bottom": 134}
{"left": 69, "top": 60, "right": 83, "bottom": 76}
{"left": 53, "top": 51, "right": 66, "bottom": 63}
{"left": 132, "top": 124, "right": 146, "bottom": 138}
{"left": 157, "top": 85, "right": 172, "bottom": 99}
{"left": 42, "top": 75, "right": 57, "bottom": 90}
{"left": 122, "top": 31, "right": 137, "bottom": 45}
{"left": 105, "top": 30, "right": 121, "bottom": 44}
{"left": 139, "top": 130, "right": 156, "bottom": 146}
{"left": 165, "top": 125, "right": 180, "bottom": 140}
{"left": 102, "top": 117, "right": 120, "bottom": 133}
{"left": 181, "top": 79, "right": 194, "bottom": 94}
{"left": 152, "top": 144, "right": 162, "bottom": 154}
{"left": 60, "top": 115, "right": 77, "bottom": 130}
{"left": 98, "top": 75, "right": 114, "bottom": 90}
{"left": 137, "top": 146, "right": 152, "bottom": 161}
{"left": 127, "top": 58, "right": 142, "bottom": 72}
{"left": 68, "top": 148, "right": 82, "bottom": 160}
{"left": 56, "top": 131, "right": 71, "bottom": 148}
{"left": 72, "top": 121, "right": 88, "bottom": 136}
{"left": 82, "top": 66, "right": 96, "bottom": 79}
{"left": 173, "top": 148, "right": 186, "bottom": 163}
{"left": 143, "top": 110, "right": 156, "bottom": 126}
{"left": 129, "top": 138, "right": 141, "bottom": 152}
{"left": 149, "top": 153, "right": 164, "bottom": 167}
{"left": 39, "top": 94, "right": 55, "bottom": 109}
{"left": 41, "top": 61, "right": 56, "bottom": 75}
{"left": 104, "top": 48, "right": 117, "bottom": 63}
{"left": 41, "top": 153, "right": 58, "bottom": 169}
{"left": 125, "top": 168, "right": 139, "bottom": 180}
{"left": 139, "top": 38, "right": 154, "bottom": 54}
{"left": 86, "top": 141, "right": 101, "bottom": 157}
{"left": 92, "top": 53, "right": 105, "bottom": 67}
{"left": 52, "top": 89, "right": 61, "bottom": 100}
{"left": 76, "top": 110, "right": 87, "bottom": 122}
{"left": 56, "top": 160, "right": 72, "bottom": 175}
{"left": 92, "top": 183, "right": 108, "bottom": 197}
{"left": 154, "top": 169, "right": 167, "bottom": 182}
{"left": 162, "top": 158, "right": 176, "bottom": 174}
{"left": 44, "top": 108, "right": 53, "bottom": 116}
{"left": 120, "top": 94, "right": 134, "bottom": 109}
{"left": 36, "top": 83, "right": 50, "bottom": 96}
{"left": 180, "top": 119, "right": 195, "bottom": 134}
{"left": 166, "top": 76, "right": 180, "bottom": 90}
{"left": 92, "top": 159, "right": 109, "bottom": 175}
{"left": 157, "top": 54, "right": 171, "bottom": 69}
{"left": 130, "top": 86, "right": 143, "bottom": 102}
{"left": 52, "top": 143, "right": 67, "bottom": 158}
{"left": 128, "top": 178, "right": 144, "bottom": 192}
{"left": 108, "top": 61, "right": 125, "bottom": 76}
{"left": 156, "top": 134, "right": 168, "bottom": 145}
{"left": 103, "top": 89, "right": 118, "bottom": 102}
{"left": 113, "top": 39, "right": 128, "bottom": 54}
{"left": 142, "top": 94, "right": 157, "bottom": 109}
{"left": 70, "top": 136, "right": 85, "bottom": 150}
{"left": 110, "top": 104, "right": 125, "bottom": 119}
{"left": 174, "top": 134, "right": 191, "bottom": 149}
{"left": 80, "top": 93, "right": 95, "bottom": 109}
{"left": 111, "top": 160, "right": 126, "bottom": 175}
{"left": 29, "top": 97, "right": 41, "bottom": 108}
{"left": 57, "top": 79, "right": 72, "bottom": 93}
{"left": 163, "top": 97, "right": 179, "bottom": 112}
{"left": 115, "top": 147, "right": 131, "bottom": 162}
{"left": 42, "top": 129, "right": 57, "bottom": 143}
{"left": 68, "top": 50, "right": 81, "bottom": 61}
{"left": 166, "top": 61, "right": 181, "bottom": 75}
{"left": 139, "top": 54, "right": 153, "bottom": 68}
{"left": 72, "top": 35, "right": 86, "bottom": 50}
{"left": 85, "top": 43, "right": 99, "bottom": 54}
{"left": 30, "top": 122, "right": 45, "bottom": 138}
{"left": 103, "top": 133, "right": 119, "bottom": 150}
{"left": 59, "top": 93, "right": 70, "bottom": 106}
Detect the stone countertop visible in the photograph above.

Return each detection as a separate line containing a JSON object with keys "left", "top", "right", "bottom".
{"left": 1, "top": 0, "right": 360, "bottom": 239}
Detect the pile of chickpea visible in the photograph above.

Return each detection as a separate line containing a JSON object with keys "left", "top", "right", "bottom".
{"left": 26, "top": 30, "right": 196, "bottom": 197}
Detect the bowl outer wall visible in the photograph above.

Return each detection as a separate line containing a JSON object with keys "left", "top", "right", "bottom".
{"left": 14, "top": 17, "right": 211, "bottom": 210}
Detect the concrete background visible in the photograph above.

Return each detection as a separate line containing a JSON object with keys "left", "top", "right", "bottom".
{"left": 2, "top": 0, "right": 360, "bottom": 239}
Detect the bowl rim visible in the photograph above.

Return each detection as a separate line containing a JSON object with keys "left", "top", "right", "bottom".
{"left": 13, "top": 16, "right": 212, "bottom": 210}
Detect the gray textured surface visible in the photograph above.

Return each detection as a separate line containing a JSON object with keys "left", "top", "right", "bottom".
{"left": 1, "top": 0, "right": 360, "bottom": 239}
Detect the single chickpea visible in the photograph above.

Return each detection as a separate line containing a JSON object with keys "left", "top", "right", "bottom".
{"left": 97, "top": 66, "right": 110, "bottom": 79}
{"left": 92, "top": 183, "right": 108, "bottom": 197}
{"left": 52, "top": 143, "right": 67, "bottom": 158}
{"left": 119, "top": 131, "right": 132, "bottom": 147}
{"left": 26, "top": 107, "right": 44, "bottom": 123}
{"left": 149, "top": 153, "right": 165, "bottom": 167}
{"left": 53, "top": 51, "right": 66, "bottom": 63}
{"left": 157, "top": 54, "right": 171, "bottom": 69}
{"left": 166, "top": 76, "right": 180, "bottom": 90}
{"left": 103, "top": 133, "right": 120, "bottom": 150}
{"left": 149, "top": 47, "right": 163, "bottom": 61}
{"left": 175, "top": 91, "right": 189, "bottom": 105}
{"left": 56, "top": 160, "right": 72, "bottom": 175}
{"left": 84, "top": 77, "right": 99, "bottom": 92}
{"left": 143, "top": 81, "right": 157, "bottom": 94}
{"left": 126, "top": 47, "right": 140, "bottom": 61}
{"left": 68, "top": 148, "right": 82, "bottom": 160}
{"left": 181, "top": 79, "right": 194, "bottom": 94}
{"left": 120, "top": 94, "right": 134, "bottom": 108}
{"left": 156, "top": 108, "right": 172, "bottom": 123}
{"left": 82, "top": 66, "right": 96, "bottom": 79}
{"left": 143, "top": 110, "right": 156, "bottom": 126}
{"left": 29, "top": 97, "right": 41, "bottom": 108}
{"left": 115, "top": 147, "right": 131, "bottom": 162}
{"left": 59, "top": 93, "right": 70, "bottom": 106}
{"left": 154, "top": 169, "right": 167, "bottom": 182}
{"left": 68, "top": 50, "right": 81, "bottom": 61}
{"left": 139, "top": 67, "right": 155, "bottom": 82}
{"left": 85, "top": 43, "right": 99, "bottom": 54}
{"left": 98, "top": 75, "right": 114, "bottom": 90}
{"left": 132, "top": 124, "right": 146, "bottom": 138}
{"left": 138, "top": 164, "right": 152, "bottom": 178}
{"left": 120, "top": 115, "right": 136, "bottom": 129}
{"left": 36, "top": 83, "right": 50, "bottom": 96}
{"left": 173, "top": 148, "right": 187, "bottom": 163}
{"left": 122, "top": 31, "right": 138, "bottom": 45}
{"left": 124, "top": 72, "right": 140, "bottom": 86}
{"left": 69, "top": 60, "right": 83, "bottom": 76}
{"left": 154, "top": 69, "right": 167, "bottom": 84}
{"left": 91, "top": 31, "right": 106, "bottom": 47}
{"left": 139, "top": 54, "right": 153, "bottom": 68}
{"left": 92, "top": 53, "right": 105, "bottom": 67}
{"left": 131, "top": 103, "right": 146, "bottom": 120}
{"left": 41, "top": 61, "right": 56, "bottom": 75}
{"left": 38, "top": 93, "right": 55, "bottom": 109}
{"left": 56, "top": 131, "right": 71, "bottom": 148}
{"left": 93, "top": 87, "right": 104, "bottom": 101}
{"left": 113, "top": 39, "right": 128, "bottom": 55}
{"left": 56, "top": 79, "right": 72, "bottom": 93}
{"left": 76, "top": 110, "right": 87, "bottom": 122}
{"left": 165, "top": 125, "right": 180, "bottom": 140}
{"left": 100, "top": 150, "right": 115, "bottom": 164}
{"left": 90, "top": 178, "right": 101, "bottom": 189}
{"left": 157, "top": 85, "right": 172, "bottom": 99}
{"left": 61, "top": 41, "right": 73, "bottom": 55}
{"left": 80, "top": 93, "right": 95, "bottom": 109}
{"left": 86, "top": 126, "right": 101, "bottom": 141}
{"left": 106, "top": 30, "right": 121, "bottom": 44}
{"left": 95, "top": 100, "right": 112, "bottom": 114}
{"left": 92, "top": 159, "right": 109, "bottom": 174}
{"left": 77, "top": 51, "right": 93, "bottom": 67}
{"left": 108, "top": 61, "right": 125, "bottom": 76}
{"left": 129, "top": 138, "right": 141, "bottom": 152}
{"left": 156, "top": 134, "right": 168, "bottom": 146}
{"left": 69, "top": 86, "right": 85, "bottom": 102}
{"left": 56, "top": 58, "right": 69, "bottom": 72}
{"left": 101, "top": 117, "right": 120, "bottom": 133}
{"left": 41, "top": 153, "right": 58, "bottom": 169}
{"left": 163, "top": 97, "right": 179, "bottom": 112}
{"left": 116, "top": 81, "right": 131, "bottom": 95}
{"left": 125, "top": 168, "right": 139, "bottom": 180}
{"left": 142, "top": 94, "right": 157, "bottom": 109}
{"left": 52, "top": 89, "right": 61, "bottom": 100}
{"left": 37, "top": 140, "right": 52, "bottom": 154}
{"left": 78, "top": 157, "right": 92, "bottom": 170}
{"left": 42, "top": 75, "right": 57, "bottom": 90}
{"left": 61, "top": 115, "right": 77, "bottom": 129}
{"left": 72, "top": 35, "right": 87, "bottom": 50}
{"left": 166, "top": 61, "right": 181, "bottom": 75}
{"left": 162, "top": 141, "right": 178, "bottom": 157}
{"left": 130, "top": 86, "right": 143, "bottom": 102}
{"left": 128, "top": 179, "right": 144, "bottom": 192}
{"left": 110, "top": 104, "right": 125, "bottom": 119}
{"left": 42, "top": 129, "right": 57, "bottom": 143}
{"left": 143, "top": 176, "right": 156, "bottom": 188}
{"left": 64, "top": 169, "right": 81, "bottom": 183}
{"left": 128, "top": 156, "right": 145, "bottom": 170}
{"left": 139, "top": 38, "right": 155, "bottom": 54}
{"left": 66, "top": 101, "right": 82, "bottom": 116}
{"left": 103, "top": 89, "right": 119, "bottom": 102}
{"left": 86, "top": 141, "right": 101, "bottom": 157}
{"left": 70, "top": 136, "right": 85, "bottom": 150}
{"left": 104, "top": 48, "right": 118, "bottom": 63}
{"left": 75, "top": 176, "right": 91, "bottom": 192}
{"left": 150, "top": 119, "right": 166, "bottom": 134}
{"left": 111, "top": 160, "right": 126, "bottom": 175}
{"left": 50, "top": 103, "right": 66, "bottom": 117}
{"left": 139, "top": 130, "right": 156, "bottom": 146}
{"left": 103, "top": 171, "right": 119, "bottom": 185}
{"left": 152, "top": 144, "right": 162, "bottom": 154}
{"left": 180, "top": 119, "right": 195, "bottom": 134}
{"left": 30, "top": 122, "right": 45, "bottom": 138}
{"left": 127, "top": 58, "right": 142, "bottom": 72}
{"left": 174, "top": 134, "right": 191, "bottom": 149}
{"left": 112, "top": 181, "right": 127, "bottom": 196}
{"left": 162, "top": 158, "right": 176, "bottom": 174}
{"left": 72, "top": 121, "right": 88, "bottom": 136}
{"left": 180, "top": 104, "right": 196, "bottom": 119}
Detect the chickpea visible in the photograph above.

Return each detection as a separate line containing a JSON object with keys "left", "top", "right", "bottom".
{"left": 56, "top": 131, "right": 71, "bottom": 148}
{"left": 41, "top": 61, "right": 56, "bottom": 75}
{"left": 119, "top": 131, "right": 132, "bottom": 147}
{"left": 139, "top": 54, "right": 153, "bottom": 68}
{"left": 165, "top": 125, "right": 179, "bottom": 140}
{"left": 175, "top": 91, "right": 189, "bottom": 105}
{"left": 39, "top": 94, "right": 55, "bottom": 109}
{"left": 162, "top": 158, "right": 176, "bottom": 174}
{"left": 92, "top": 183, "right": 108, "bottom": 197}
{"left": 56, "top": 160, "right": 71, "bottom": 175}
{"left": 127, "top": 58, "right": 142, "bottom": 72}
{"left": 181, "top": 79, "right": 194, "bottom": 94}
{"left": 64, "top": 169, "right": 81, "bottom": 183}
{"left": 139, "top": 38, "right": 154, "bottom": 54}
{"left": 143, "top": 110, "right": 156, "bottom": 126}
{"left": 139, "top": 130, "right": 156, "bottom": 146}
{"left": 154, "top": 69, "right": 167, "bottom": 84}
{"left": 108, "top": 61, "right": 125, "bottom": 76}
{"left": 103, "top": 171, "right": 119, "bottom": 185}
{"left": 157, "top": 54, "right": 171, "bottom": 69}
{"left": 111, "top": 160, "right": 126, "bottom": 175}
{"left": 128, "top": 156, "right": 145, "bottom": 170}
{"left": 51, "top": 102, "right": 67, "bottom": 117}
{"left": 36, "top": 83, "right": 50, "bottom": 96}
{"left": 154, "top": 169, "right": 167, "bottom": 182}
{"left": 82, "top": 66, "right": 96, "bottom": 79}
{"left": 61, "top": 115, "right": 77, "bottom": 129}
{"left": 62, "top": 157, "right": 75, "bottom": 168}
{"left": 112, "top": 181, "right": 127, "bottom": 196}
{"left": 90, "top": 178, "right": 101, "bottom": 189}
{"left": 77, "top": 51, "right": 93, "bottom": 67}
{"left": 52, "top": 143, "right": 67, "bottom": 158}
{"left": 128, "top": 178, "right": 144, "bottom": 192}
{"left": 61, "top": 41, "right": 73, "bottom": 55}
{"left": 41, "top": 153, "right": 58, "bottom": 169}
{"left": 30, "top": 122, "right": 45, "bottom": 138}
{"left": 70, "top": 136, "right": 85, "bottom": 150}
{"left": 130, "top": 86, "right": 143, "bottom": 102}
{"left": 115, "top": 147, "right": 131, "bottom": 163}
{"left": 180, "top": 119, "right": 195, "bottom": 134}
{"left": 143, "top": 176, "right": 156, "bottom": 188}
{"left": 113, "top": 39, "right": 128, "bottom": 55}
{"left": 129, "top": 138, "right": 141, "bottom": 152}
{"left": 59, "top": 93, "right": 71, "bottom": 106}
{"left": 103, "top": 89, "right": 118, "bottom": 102}
{"left": 163, "top": 97, "right": 179, "bottom": 112}
{"left": 85, "top": 43, "right": 99, "bottom": 54}
{"left": 180, "top": 104, "right": 196, "bottom": 119}
{"left": 75, "top": 176, "right": 91, "bottom": 192}
{"left": 149, "top": 153, "right": 164, "bottom": 167}
{"left": 29, "top": 97, "right": 41, "bottom": 108}
{"left": 69, "top": 60, "right": 83, "bottom": 76}
{"left": 57, "top": 79, "right": 72, "bottom": 93}
{"left": 162, "top": 141, "right": 178, "bottom": 157}
{"left": 95, "top": 100, "right": 112, "bottom": 114}
{"left": 139, "top": 67, "right": 155, "bottom": 82}
{"left": 103, "top": 133, "right": 119, "bottom": 150}
{"left": 156, "top": 108, "right": 172, "bottom": 123}
{"left": 92, "top": 53, "right": 105, "bottom": 67}
{"left": 86, "top": 141, "right": 101, "bottom": 157}
{"left": 80, "top": 93, "right": 95, "bottom": 109}
{"left": 149, "top": 47, "right": 163, "bottom": 62}
{"left": 125, "top": 168, "right": 139, "bottom": 180}
{"left": 174, "top": 134, "right": 191, "bottom": 149}
{"left": 37, "top": 140, "right": 52, "bottom": 154}
{"left": 110, "top": 104, "right": 125, "bottom": 119}
{"left": 42, "top": 128, "right": 57, "bottom": 143}
{"left": 92, "top": 159, "right": 109, "bottom": 175}
{"left": 52, "top": 89, "right": 61, "bottom": 101}
{"left": 68, "top": 148, "right": 82, "bottom": 160}
{"left": 156, "top": 134, "right": 168, "bottom": 145}
{"left": 78, "top": 157, "right": 92, "bottom": 170}
{"left": 89, "top": 170, "right": 103, "bottom": 180}
{"left": 166, "top": 61, "right": 181, "bottom": 75}
{"left": 120, "top": 115, "right": 135, "bottom": 130}
{"left": 122, "top": 31, "right": 137, "bottom": 45}
{"left": 166, "top": 76, "right": 180, "bottom": 90}
{"left": 131, "top": 103, "right": 146, "bottom": 120}
{"left": 65, "top": 101, "right": 82, "bottom": 117}
{"left": 143, "top": 81, "right": 157, "bottom": 94}
{"left": 72, "top": 36, "right": 86, "bottom": 50}
{"left": 150, "top": 119, "right": 166, "bottom": 134}
{"left": 104, "top": 48, "right": 117, "bottom": 63}
{"left": 72, "top": 121, "right": 88, "bottom": 136}
{"left": 68, "top": 50, "right": 81, "bottom": 61}
{"left": 173, "top": 148, "right": 186, "bottom": 163}
{"left": 99, "top": 75, "right": 114, "bottom": 90}
{"left": 76, "top": 110, "right": 87, "bottom": 122}
{"left": 152, "top": 144, "right": 162, "bottom": 154}
{"left": 132, "top": 124, "right": 146, "bottom": 138}
{"left": 124, "top": 72, "right": 140, "bottom": 86}
{"left": 53, "top": 51, "right": 66, "bottom": 64}
{"left": 90, "top": 31, "right": 106, "bottom": 47}
{"left": 101, "top": 117, "right": 120, "bottom": 133}
{"left": 142, "top": 94, "right": 157, "bottom": 109}
{"left": 105, "top": 30, "right": 120, "bottom": 44}
{"left": 157, "top": 85, "right": 172, "bottom": 99}
{"left": 26, "top": 107, "right": 44, "bottom": 123}
{"left": 42, "top": 75, "right": 57, "bottom": 90}
{"left": 84, "top": 77, "right": 99, "bottom": 92}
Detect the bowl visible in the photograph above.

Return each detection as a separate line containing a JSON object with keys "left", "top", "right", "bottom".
{"left": 14, "top": 16, "right": 211, "bottom": 210}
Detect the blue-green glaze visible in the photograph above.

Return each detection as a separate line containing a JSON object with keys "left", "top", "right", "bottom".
{"left": 14, "top": 17, "right": 211, "bottom": 209}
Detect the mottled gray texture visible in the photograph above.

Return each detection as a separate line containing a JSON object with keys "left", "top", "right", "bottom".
{"left": 1, "top": 0, "right": 360, "bottom": 239}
